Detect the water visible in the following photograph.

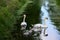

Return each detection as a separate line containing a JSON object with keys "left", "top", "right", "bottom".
{"left": 40, "top": 1, "right": 60, "bottom": 40}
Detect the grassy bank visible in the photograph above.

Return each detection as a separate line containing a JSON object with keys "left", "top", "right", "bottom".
{"left": 49, "top": 0, "right": 60, "bottom": 31}
{"left": 0, "top": 0, "right": 41, "bottom": 40}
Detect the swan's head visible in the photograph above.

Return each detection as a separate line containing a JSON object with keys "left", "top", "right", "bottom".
{"left": 44, "top": 17, "right": 48, "bottom": 21}
{"left": 24, "top": 14, "right": 26, "bottom": 18}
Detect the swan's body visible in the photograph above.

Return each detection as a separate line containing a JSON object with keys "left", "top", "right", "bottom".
{"left": 21, "top": 22, "right": 27, "bottom": 27}
{"left": 21, "top": 15, "right": 27, "bottom": 30}
{"left": 32, "top": 24, "right": 42, "bottom": 32}
{"left": 31, "top": 18, "right": 48, "bottom": 36}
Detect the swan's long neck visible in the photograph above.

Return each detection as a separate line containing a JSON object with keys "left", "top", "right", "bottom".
{"left": 44, "top": 19, "right": 47, "bottom": 25}
{"left": 23, "top": 15, "right": 26, "bottom": 22}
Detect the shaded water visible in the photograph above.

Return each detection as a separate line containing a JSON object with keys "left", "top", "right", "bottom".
{"left": 40, "top": 1, "right": 60, "bottom": 40}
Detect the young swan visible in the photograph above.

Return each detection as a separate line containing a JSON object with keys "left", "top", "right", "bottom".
{"left": 21, "top": 14, "right": 27, "bottom": 30}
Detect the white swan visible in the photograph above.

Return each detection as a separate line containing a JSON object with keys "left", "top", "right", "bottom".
{"left": 21, "top": 14, "right": 27, "bottom": 30}
{"left": 31, "top": 18, "right": 48, "bottom": 36}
